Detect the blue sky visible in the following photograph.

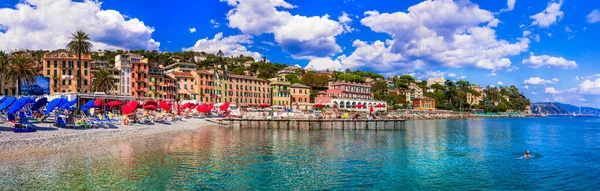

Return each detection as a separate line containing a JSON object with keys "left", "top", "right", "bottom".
{"left": 1, "top": 0, "right": 600, "bottom": 107}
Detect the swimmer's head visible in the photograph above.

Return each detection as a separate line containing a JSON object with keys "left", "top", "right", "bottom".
{"left": 526, "top": 150, "right": 530, "bottom": 154}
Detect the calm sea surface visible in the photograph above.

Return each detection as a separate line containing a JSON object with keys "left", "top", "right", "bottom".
{"left": 1, "top": 117, "right": 600, "bottom": 190}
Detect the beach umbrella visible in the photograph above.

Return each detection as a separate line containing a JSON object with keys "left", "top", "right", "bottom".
{"left": 0, "top": 96, "right": 7, "bottom": 104}
{"left": 27, "top": 96, "right": 37, "bottom": 103}
{"left": 30, "top": 97, "right": 48, "bottom": 111}
{"left": 59, "top": 99, "right": 78, "bottom": 110}
{"left": 122, "top": 101, "right": 139, "bottom": 115}
{"left": 159, "top": 101, "right": 170, "bottom": 111}
{"left": 189, "top": 103, "right": 198, "bottom": 110}
{"left": 313, "top": 103, "right": 326, "bottom": 107}
{"left": 81, "top": 100, "right": 97, "bottom": 112}
{"left": 94, "top": 99, "right": 103, "bottom": 107}
{"left": 107, "top": 101, "right": 123, "bottom": 109}
{"left": 207, "top": 103, "right": 214, "bottom": 112}
{"left": 196, "top": 104, "right": 205, "bottom": 113}
{"left": 219, "top": 102, "right": 230, "bottom": 111}
{"left": 0, "top": 97, "right": 16, "bottom": 112}
{"left": 44, "top": 98, "right": 63, "bottom": 115}
{"left": 143, "top": 105, "right": 157, "bottom": 110}
{"left": 8, "top": 97, "right": 30, "bottom": 115}
{"left": 180, "top": 102, "right": 191, "bottom": 110}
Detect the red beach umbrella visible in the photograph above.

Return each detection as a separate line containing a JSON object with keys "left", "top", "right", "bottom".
{"left": 207, "top": 103, "right": 214, "bottom": 112}
{"left": 159, "top": 101, "right": 170, "bottom": 111}
{"left": 94, "top": 99, "right": 103, "bottom": 107}
{"left": 196, "top": 104, "right": 205, "bottom": 113}
{"left": 369, "top": 106, "right": 374, "bottom": 113}
{"left": 259, "top": 104, "right": 270, "bottom": 107}
{"left": 143, "top": 105, "right": 157, "bottom": 110}
{"left": 179, "top": 102, "right": 191, "bottom": 110}
{"left": 189, "top": 103, "right": 198, "bottom": 110}
{"left": 220, "top": 102, "right": 230, "bottom": 111}
{"left": 107, "top": 101, "right": 122, "bottom": 109}
{"left": 122, "top": 101, "right": 139, "bottom": 115}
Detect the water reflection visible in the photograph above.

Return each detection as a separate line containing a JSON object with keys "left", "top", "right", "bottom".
{"left": 1, "top": 118, "right": 600, "bottom": 190}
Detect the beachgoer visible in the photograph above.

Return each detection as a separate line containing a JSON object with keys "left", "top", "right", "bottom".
{"left": 524, "top": 150, "right": 530, "bottom": 158}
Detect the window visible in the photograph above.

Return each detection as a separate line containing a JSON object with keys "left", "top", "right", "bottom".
{"left": 84, "top": 62, "right": 88, "bottom": 68}
{"left": 84, "top": 70, "right": 88, "bottom": 76}
{"left": 46, "top": 70, "right": 50, "bottom": 76}
{"left": 46, "top": 61, "right": 50, "bottom": 68}
{"left": 62, "top": 61, "right": 66, "bottom": 68}
{"left": 84, "top": 80, "right": 88, "bottom": 85}
{"left": 68, "top": 80, "right": 72, "bottom": 85}
{"left": 54, "top": 61, "right": 58, "bottom": 68}
{"left": 62, "top": 80, "right": 65, "bottom": 85}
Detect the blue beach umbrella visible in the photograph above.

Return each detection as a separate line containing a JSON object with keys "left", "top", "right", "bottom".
{"left": 8, "top": 97, "right": 29, "bottom": 115}
{"left": 30, "top": 97, "right": 48, "bottom": 111}
{"left": 81, "top": 100, "right": 96, "bottom": 112}
{"left": 44, "top": 98, "right": 64, "bottom": 115}
{"left": 0, "top": 97, "right": 16, "bottom": 111}
{"left": 59, "top": 99, "right": 77, "bottom": 110}
{"left": 0, "top": 96, "right": 7, "bottom": 104}
{"left": 28, "top": 96, "right": 37, "bottom": 103}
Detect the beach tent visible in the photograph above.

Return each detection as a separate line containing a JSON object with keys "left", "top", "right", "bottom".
{"left": 122, "top": 101, "right": 139, "bottom": 115}
{"left": 0, "top": 97, "right": 16, "bottom": 112}
{"left": 59, "top": 99, "right": 78, "bottom": 110}
{"left": 8, "top": 97, "right": 30, "bottom": 115}
{"left": 44, "top": 98, "right": 65, "bottom": 115}
{"left": 30, "top": 97, "right": 48, "bottom": 111}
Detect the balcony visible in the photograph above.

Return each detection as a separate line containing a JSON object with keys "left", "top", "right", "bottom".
{"left": 135, "top": 78, "right": 146, "bottom": 83}
{"left": 135, "top": 70, "right": 145, "bottom": 74}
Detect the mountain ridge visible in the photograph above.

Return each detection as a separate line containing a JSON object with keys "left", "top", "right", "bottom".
{"left": 531, "top": 102, "right": 600, "bottom": 115}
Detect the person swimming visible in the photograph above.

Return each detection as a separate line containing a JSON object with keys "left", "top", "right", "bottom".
{"left": 524, "top": 150, "right": 531, "bottom": 158}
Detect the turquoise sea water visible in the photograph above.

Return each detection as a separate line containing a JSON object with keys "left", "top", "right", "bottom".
{"left": 1, "top": 117, "right": 600, "bottom": 190}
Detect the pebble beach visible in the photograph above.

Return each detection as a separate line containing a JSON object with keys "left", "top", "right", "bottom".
{"left": 0, "top": 118, "right": 217, "bottom": 162}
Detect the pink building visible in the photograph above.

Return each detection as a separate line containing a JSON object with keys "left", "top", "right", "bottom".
{"left": 315, "top": 81, "right": 386, "bottom": 111}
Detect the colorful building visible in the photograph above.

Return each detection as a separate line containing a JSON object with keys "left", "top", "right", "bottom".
{"left": 131, "top": 57, "right": 149, "bottom": 98}
{"left": 229, "top": 74, "right": 270, "bottom": 106}
{"left": 115, "top": 54, "right": 143, "bottom": 96}
{"left": 269, "top": 75, "right": 291, "bottom": 107}
{"left": 169, "top": 72, "right": 197, "bottom": 100}
{"left": 412, "top": 97, "right": 436, "bottom": 110}
{"left": 164, "top": 63, "right": 196, "bottom": 73}
{"left": 466, "top": 85, "right": 483, "bottom": 105}
{"left": 193, "top": 70, "right": 216, "bottom": 103}
{"left": 42, "top": 50, "right": 92, "bottom": 94}
{"left": 290, "top": 83, "right": 311, "bottom": 111}
{"left": 314, "top": 81, "right": 386, "bottom": 112}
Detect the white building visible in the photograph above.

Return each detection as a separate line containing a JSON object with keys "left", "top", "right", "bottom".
{"left": 115, "top": 54, "right": 142, "bottom": 96}
{"left": 427, "top": 76, "right": 446, "bottom": 87}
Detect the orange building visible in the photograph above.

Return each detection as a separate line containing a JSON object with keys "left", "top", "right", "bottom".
{"left": 290, "top": 83, "right": 311, "bottom": 110}
{"left": 169, "top": 72, "right": 197, "bottom": 100}
{"left": 131, "top": 57, "right": 149, "bottom": 98}
{"left": 42, "top": 50, "right": 92, "bottom": 94}
{"left": 193, "top": 70, "right": 216, "bottom": 103}
{"left": 229, "top": 74, "right": 270, "bottom": 106}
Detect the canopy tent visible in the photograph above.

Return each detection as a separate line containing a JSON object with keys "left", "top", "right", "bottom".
{"left": 0, "top": 97, "right": 16, "bottom": 112}
{"left": 30, "top": 97, "right": 48, "bottom": 111}
{"left": 8, "top": 97, "right": 30, "bottom": 115}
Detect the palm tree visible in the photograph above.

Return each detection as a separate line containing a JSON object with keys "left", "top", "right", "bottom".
{"left": 67, "top": 30, "right": 93, "bottom": 93}
{"left": 0, "top": 51, "right": 9, "bottom": 95}
{"left": 92, "top": 69, "right": 116, "bottom": 93}
{"left": 4, "top": 55, "right": 36, "bottom": 95}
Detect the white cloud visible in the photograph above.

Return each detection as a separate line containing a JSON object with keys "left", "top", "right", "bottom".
{"left": 578, "top": 79, "right": 600, "bottom": 94}
{"left": 575, "top": 76, "right": 580, "bottom": 81}
{"left": 545, "top": 87, "right": 560, "bottom": 94}
{"left": 587, "top": 9, "right": 600, "bottom": 24}
{"left": 523, "top": 30, "right": 531, "bottom": 37}
{"left": 497, "top": 81, "right": 504, "bottom": 85}
{"left": 487, "top": 72, "right": 497, "bottom": 76}
{"left": 210, "top": 19, "right": 220, "bottom": 28}
{"left": 222, "top": 0, "right": 343, "bottom": 59}
{"left": 189, "top": 27, "right": 196, "bottom": 33}
{"left": 184, "top": 32, "right": 261, "bottom": 60}
{"left": 534, "top": 34, "right": 541, "bottom": 42}
{"left": 305, "top": 57, "right": 343, "bottom": 71}
{"left": 338, "top": 12, "right": 354, "bottom": 33}
{"left": 459, "top": 75, "right": 467, "bottom": 79}
{"left": 500, "top": 0, "right": 516, "bottom": 12}
{"left": 532, "top": 92, "right": 538, "bottom": 95}
{"left": 336, "top": 40, "right": 410, "bottom": 72}
{"left": 552, "top": 78, "right": 560, "bottom": 82}
{"left": 0, "top": 0, "right": 160, "bottom": 51}
{"left": 448, "top": 73, "right": 457, "bottom": 77}
{"left": 523, "top": 85, "right": 529, "bottom": 89}
{"left": 522, "top": 52, "right": 577, "bottom": 69}
{"left": 360, "top": 0, "right": 529, "bottom": 70}
{"left": 530, "top": 1, "right": 564, "bottom": 28}
{"left": 523, "top": 77, "right": 555, "bottom": 85}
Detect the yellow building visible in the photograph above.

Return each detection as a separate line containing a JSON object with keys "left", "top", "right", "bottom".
{"left": 269, "top": 75, "right": 291, "bottom": 107}
{"left": 42, "top": 50, "right": 92, "bottom": 94}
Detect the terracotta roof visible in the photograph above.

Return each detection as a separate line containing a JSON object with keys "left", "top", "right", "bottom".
{"left": 291, "top": 83, "right": 310, "bottom": 88}
{"left": 171, "top": 72, "right": 194, "bottom": 78}
{"left": 229, "top": 74, "right": 267, "bottom": 82}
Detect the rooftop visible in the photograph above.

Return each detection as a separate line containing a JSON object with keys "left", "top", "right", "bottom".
{"left": 229, "top": 74, "right": 267, "bottom": 82}
{"left": 291, "top": 83, "right": 310, "bottom": 88}
{"left": 171, "top": 72, "right": 194, "bottom": 78}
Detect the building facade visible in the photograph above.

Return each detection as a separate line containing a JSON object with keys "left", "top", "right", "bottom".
{"left": 466, "top": 85, "right": 483, "bottom": 105}
{"left": 43, "top": 50, "right": 92, "bottom": 94}
{"left": 229, "top": 74, "right": 270, "bottom": 106}
{"left": 412, "top": 97, "right": 436, "bottom": 110}
{"left": 131, "top": 57, "right": 149, "bottom": 98}
{"left": 290, "top": 83, "right": 311, "bottom": 110}
{"left": 427, "top": 76, "right": 446, "bottom": 87}
{"left": 115, "top": 54, "right": 143, "bottom": 96}
{"left": 164, "top": 63, "right": 196, "bottom": 73}
{"left": 169, "top": 72, "right": 197, "bottom": 100}
{"left": 314, "top": 81, "right": 385, "bottom": 112}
